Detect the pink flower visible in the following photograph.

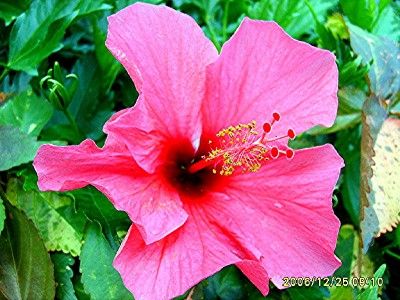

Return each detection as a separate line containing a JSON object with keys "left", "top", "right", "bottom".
{"left": 34, "top": 3, "right": 344, "bottom": 300}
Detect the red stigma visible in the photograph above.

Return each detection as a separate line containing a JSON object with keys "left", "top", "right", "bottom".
{"left": 263, "top": 122, "right": 271, "bottom": 133}
{"left": 272, "top": 112, "right": 281, "bottom": 121}
{"left": 194, "top": 112, "right": 296, "bottom": 176}
{"left": 286, "top": 149, "right": 294, "bottom": 159}
{"left": 287, "top": 129, "right": 296, "bottom": 139}
{"left": 271, "top": 147, "right": 279, "bottom": 158}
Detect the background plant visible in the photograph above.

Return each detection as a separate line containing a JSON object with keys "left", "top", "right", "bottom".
{"left": 0, "top": 0, "right": 399, "bottom": 299}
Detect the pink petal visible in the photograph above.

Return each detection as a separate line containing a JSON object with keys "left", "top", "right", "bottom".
{"left": 223, "top": 144, "right": 344, "bottom": 288}
{"left": 33, "top": 139, "right": 187, "bottom": 244}
{"left": 104, "top": 98, "right": 168, "bottom": 174}
{"left": 202, "top": 19, "right": 338, "bottom": 137}
{"left": 105, "top": 3, "right": 218, "bottom": 172}
{"left": 236, "top": 260, "right": 269, "bottom": 295}
{"left": 114, "top": 203, "right": 263, "bottom": 300}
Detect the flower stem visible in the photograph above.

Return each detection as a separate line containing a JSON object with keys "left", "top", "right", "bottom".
{"left": 62, "top": 108, "right": 84, "bottom": 143}
{"left": 385, "top": 249, "right": 400, "bottom": 260}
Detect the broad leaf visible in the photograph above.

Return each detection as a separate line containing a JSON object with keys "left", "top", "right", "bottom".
{"left": 335, "top": 127, "right": 361, "bottom": 225}
{"left": 6, "top": 0, "right": 112, "bottom": 74}
{"left": 92, "top": 15, "right": 122, "bottom": 93}
{"left": 52, "top": 253, "right": 78, "bottom": 300}
{"left": 0, "top": 205, "right": 55, "bottom": 299}
{"left": 248, "top": 0, "right": 338, "bottom": 38}
{"left": 335, "top": 225, "right": 358, "bottom": 278}
{"left": 202, "top": 266, "right": 245, "bottom": 300}
{"left": 0, "top": 90, "right": 53, "bottom": 136}
{"left": 76, "top": 1, "right": 112, "bottom": 16}
{"left": 340, "top": 0, "right": 379, "bottom": 31}
{"left": 80, "top": 222, "right": 133, "bottom": 300}
{"left": 328, "top": 226, "right": 358, "bottom": 300}
{"left": 7, "top": 0, "right": 78, "bottom": 74}
{"left": 70, "top": 186, "right": 130, "bottom": 244}
{"left": 372, "top": 2, "right": 400, "bottom": 41}
{"left": 308, "top": 114, "right": 361, "bottom": 135}
{"left": 0, "top": 0, "right": 30, "bottom": 26}
{"left": 68, "top": 55, "right": 113, "bottom": 140}
{"left": 360, "top": 98, "right": 400, "bottom": 251}
{"left": 6, "top": 178, "right": 87, "bottom": 256}
{"left": 348, "top": 23, "right": 400, "bottom": 100}
{"left": 0, "top": 125, "right": 41, "bottom": 171}
{"left": 338, "top": 87, "right": 367, "bottom": 114}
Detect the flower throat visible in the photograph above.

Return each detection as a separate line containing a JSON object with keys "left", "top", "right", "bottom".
{"left": 188, "top": 112, "right": 296, "bottom": 176}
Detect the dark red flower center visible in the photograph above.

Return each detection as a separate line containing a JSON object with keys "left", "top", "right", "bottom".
{"left": 160, "top": 138, "right": 227, "bottom": 200}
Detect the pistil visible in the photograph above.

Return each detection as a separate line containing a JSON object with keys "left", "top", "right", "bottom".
{"left": 188, "top": 113, "right": 296, "bottom": 176}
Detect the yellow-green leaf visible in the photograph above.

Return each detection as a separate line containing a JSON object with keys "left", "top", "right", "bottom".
{"left": 6, "top": 178, "right": 87, "bottom": 256}
{"left": 361, "top": 97, "right": 400, "bottom": 251}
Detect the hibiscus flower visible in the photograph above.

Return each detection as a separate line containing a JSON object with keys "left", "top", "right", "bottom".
{"left": 34, "top": 3, "right": 344, "bottom": 300}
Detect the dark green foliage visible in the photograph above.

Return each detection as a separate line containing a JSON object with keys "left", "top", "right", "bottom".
{"left": 0, "top": 204, "right": 55, "bottom": 300}
{"left": 52, "top": 253, "right": 78, "bottom": 300}
{"left": 79, "top": 222, "right": 133, "bottom": 299}
{"left": 0, "top": 0, "right": 399, "bottom": 299}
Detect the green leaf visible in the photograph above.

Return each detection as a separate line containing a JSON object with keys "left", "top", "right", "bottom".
{"left": 6, "top": 178, "right": 87, "bottom": 256}
{"left": 334, "top": 225, "right": 358, "bottom": 278}
{"left": 340, "top": 0, "right": 378, "bottom": 31}
{"left": 0, "top": 0, "right": 30, "bottom": 26}
{"left": 76, "top": 1, "right": 112, "bottom": 16}
{"left": 338, "top": 87, "right": 367, "bottom": 114}
{"left": 52, "top": 253, "right": 78, "bottom": 300}
{"left": 372, "top": 2, "right": 400, "bottom": 41}
{"left": 347, "top": 23, "right": 400, "bottom": 100}
{"left": 0, "top": 125, "right": 41, "bottom": 171}
{"left": 92, "top": 15, "right": 122, "bottom": 93}
{"left": 286, "top": 285, "right": 330, "bottom": 300}
{"left": 73, "top": 275, "right": 91, "bottom": 300}
{"left": 0, "top": 90, "right": 53, "bottom": 136}
{"left": 360, "top": 97, "right": 400, "bottom": 251}
{"left": 336, "top": 128, "right": 362, "bottom": 225}
{"left": 307, "top": 114, "right": 361, "bottom": 135}
{"left": 70, "top": 186, "right": 130, "bottom": 240}
{"left": 68, "top": 55, "right": 113, "bottom": 140}
{"left": 7, "top": 0, "right": 78, "bottom": 74}
{"left": 0, "top": 204, "right": 55, "bottom": 300}
{"left": 115, "top": 0, "right": 164, "bottom": 11}
{"left": 248, "top": 0, "right": 338, "bottom": 38}
{"left": 356, "top": 264, "right": 386, "bottom": 300}
{"left": 202, "top": 266, "right": 245, "bottom": 300}
{"left": 330, "top": 225, "right": 380, "bottom": 299}
{"left": 80, "top": 222, "right": 133, "bottom": 300}
{"left": 0, "top": 196, "right": 5, "bottom": 234}
{"left": 339, "top": 56, "right": 369, "bottom": 88}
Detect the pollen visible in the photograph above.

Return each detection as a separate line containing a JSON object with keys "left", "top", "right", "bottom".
{"left": 199, "top": 113, "right": 296, "bottom": 176}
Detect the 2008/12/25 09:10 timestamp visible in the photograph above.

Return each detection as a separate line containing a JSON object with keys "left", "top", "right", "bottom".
{"left": 282, "top": 276, "right": 384, "bottom": 288}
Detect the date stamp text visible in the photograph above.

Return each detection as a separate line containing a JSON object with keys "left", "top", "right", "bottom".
{"left": 282, "top": 276, "right": 383, "bottom": 288}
